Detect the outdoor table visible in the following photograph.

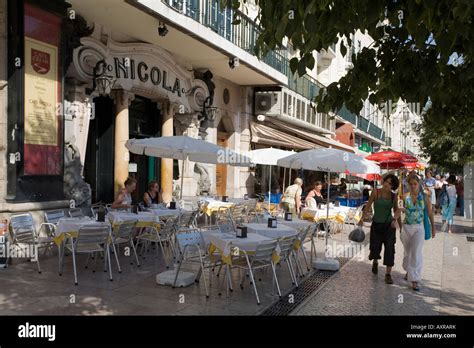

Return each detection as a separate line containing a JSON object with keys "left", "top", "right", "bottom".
{"left": 200, "top": 198, "right": 235, "bottom": 216}
{"left": 54, "top": 217, "right": 110, "bottom": 246}
{"left": 301, "top": 206, "right": 350, "bottom": 223}
{"left": 278, "top": 219, "right": 313, "bottom": 231}
{"left": 201, "top": 230, "right": 275, "bottom": 265}
{"left": 145, "top": 208, "right": 184, "bottom": 218}
{"left": 106, "top": 211, "right": 160, "bottom": 228}
{"left": 243, "top": 223, "right": 298, "bottom": 239}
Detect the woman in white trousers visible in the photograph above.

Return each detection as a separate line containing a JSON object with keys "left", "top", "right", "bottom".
{"left": 398, "top": 175, "right": 435, "bottom": 291}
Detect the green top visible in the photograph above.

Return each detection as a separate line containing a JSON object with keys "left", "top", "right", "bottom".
{"left": 373, "top": 190, "right": 394, "bottom": 223}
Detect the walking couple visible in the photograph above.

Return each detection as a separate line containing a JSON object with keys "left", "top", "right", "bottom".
{"left": 358, "top": 173, "right": 435, "bottom": 291}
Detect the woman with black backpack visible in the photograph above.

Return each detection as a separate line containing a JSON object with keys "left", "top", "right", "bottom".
{"left": 358, "top": 173, "right": 400, "bottom": 284}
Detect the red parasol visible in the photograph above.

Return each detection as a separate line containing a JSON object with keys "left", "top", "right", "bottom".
{"left": 365, "top": 150, "right": 418, "bottom": 170}
{"left": 353, "top": 173, "right": 382, "bottom": 181}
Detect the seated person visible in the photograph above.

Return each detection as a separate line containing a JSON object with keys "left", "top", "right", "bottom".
{"left": 338, "top": 178, "right": 347, "bottom": 195}
{"left": 323, "top": 178, "right": 339, "bottom": 202}
{"left": 111, "top": 177, "right": 137, "bottom": 210}
{"left": 306, "top": 181, "right": 325, "bottom": 206}
{"left": 143, "top": 180, "right": 163, "bottom": 207}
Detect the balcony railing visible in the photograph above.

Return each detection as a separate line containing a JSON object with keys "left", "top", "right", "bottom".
{"left": 287, "top": 72, "right": 323, "bottom": 101}
{"left": 163, "top": 0, "right": 288, "bottom": 76}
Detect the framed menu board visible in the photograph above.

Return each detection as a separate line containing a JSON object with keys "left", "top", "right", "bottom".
{"left": 24, "top": 37, "right": 58, "bottom": 146}
{"left": 23, "top": 3, "right": 62, "bottom": 175}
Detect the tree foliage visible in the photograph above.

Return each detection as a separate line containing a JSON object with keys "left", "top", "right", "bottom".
{"left": 223, "top": 0, "right": 474, "bottom": 168}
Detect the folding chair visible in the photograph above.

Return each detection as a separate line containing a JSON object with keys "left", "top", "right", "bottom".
{"left": 9, "top": 213, "right": 57, "bottom": 273}
{"left": 110, "top": 219, "right": 140, "bottom": 272}
{"left": 173, "top": 228, "right": 221, "bottom": 298}
{"left": 232, "top": 240, "right": 281, "bottom": 305}
{"left": 59, "top": 223, "right": 113, "bottom": 285}
{"left": 135, "top": 216, "right": 178, "bottom": 268}
{"left": 68, "top": 208, "right": 84, "bottom": 218}
{"left": 276, "top": 235, "right": 299, "bottom": 287}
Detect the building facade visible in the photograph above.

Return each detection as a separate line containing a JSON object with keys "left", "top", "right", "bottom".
{"left": 1, "top": 0, "right": 470, "bottom": 223}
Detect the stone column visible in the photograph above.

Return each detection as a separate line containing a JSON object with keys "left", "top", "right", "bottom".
{"left": 112, "top": 90, "right": 134, "bottom": 196}
{"left": 161, "top": 101, "right": 174, "bottom": 203}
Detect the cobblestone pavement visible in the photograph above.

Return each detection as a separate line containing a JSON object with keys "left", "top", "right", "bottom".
{"left": 292, "top": 216, "right": 474, "bottom": 316}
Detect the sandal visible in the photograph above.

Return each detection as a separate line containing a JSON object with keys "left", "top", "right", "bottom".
{"left": 412, "top": 282, "right": 420, "bottom": 291}
{"left": 385, "top": 274, "right": 393, "bottom": 284}
{"left": 371, "top": 261, "right": 378, "bottom": 275}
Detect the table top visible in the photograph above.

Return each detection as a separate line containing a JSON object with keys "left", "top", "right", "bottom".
{"left": 107, "top": 211, "right": 159, "bottom": 223}
{"left": 57, "top": 217, "right": 110, "bottom": 234}
{"left": 145, "top": 208, "right": 184, "bottom": 217}
{"left": 244, "top": 223, "right": 298, "bottom": 238}
{"left": 201, "top": 230, "right": 271, "bottom": 254}
{"left": 278, "top": 219, "right": 313, "bottom": 230}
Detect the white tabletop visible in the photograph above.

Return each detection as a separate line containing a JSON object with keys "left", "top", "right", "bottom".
{"left": 278, "top": 219, "right": 313, "bottom": 231}
{"left": 145, "top": 208, "right": 183, "bottom": 218}
{"left": 107, "top": 211, "right": 159, "bottom": 224}
{"left": 244, "top": 223, "right": 298, "bottom": 238}
{"left": 201, "top": 230, "right": 272, "bottom": 257}
{"left": 57, "top": 217, "right": 110, "bottom": 235}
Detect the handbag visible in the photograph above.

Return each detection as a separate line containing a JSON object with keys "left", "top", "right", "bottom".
{"left": 349, "top": 227, "right": 365, "bottom": 243}
{"left": 424, "top": 202, "right": 431, "bottom": 240}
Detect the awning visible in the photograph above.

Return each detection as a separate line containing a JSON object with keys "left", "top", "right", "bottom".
{"left": 250, "top": 122, "right": 323, "bottom": 150}
{"left": 265, "top": 118, "right": 356, "bottom": 153}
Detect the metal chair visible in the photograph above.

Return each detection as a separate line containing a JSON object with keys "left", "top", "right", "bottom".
{"left": 135, "top": 216, "right": 178, "bottom": 268}
{"left": 177, "top": 210, "right": 195, "bottom": 231}
{"left": 44, "top": 210, "right": 65, "bottom": 235}
{"left": 68, "top": 208, "right": 84, "bottom": 218}
{"left": 276, "top": 235, "right": 299, "bottom": 287}
{"left": 217, "top": 219, "right": 235, "bottom": 234}
{"left": 110, "top": 219, "right": 140, "bottom": 272}
{"left": 59, "top": 223, "right": 113, "bottom": 285}
{"left": 230, "top": 204, "right": 247, "bottom": 227}
{"left": 293, "top": 225, "right": 316, "bottom": 276}
{"left": 173, "top": 228, "right": 220, "bottom": 298}
{"left": 232, "top": 239, "right": 281, "bottom": 305}
{"left": 9, "top": 213, "right": 57, "bottom": 274}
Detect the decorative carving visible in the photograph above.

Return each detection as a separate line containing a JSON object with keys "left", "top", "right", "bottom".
{"left": 195, "top": 163, "right": 211, "bottom": 195}
{"left": 64, "top": 140, "right": 91, "bottom": 206}
{"left": 63, "top": 14, "right": 94, "bottom": 72}
{"left": 194, "top": 70, "right": 215, "bottom": 105}
{"left": 111, "top": 90, "right": 135, "bottom": 106}
{"left": 174, "top": 113, "right": 201, "bottom": 136}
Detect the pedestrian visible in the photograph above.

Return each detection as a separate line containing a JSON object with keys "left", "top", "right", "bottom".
{"left": 399, "top": 174, "right": 435, "bottom": 291}
{"left": 112, "top": 177, "right": 137, "bottom": 210}
{"left": 280, "top": 178, "right": 303, "bottom": 217}
{"left": 441, "top": 175, "right": 457, "bottom": 233}
{"left": 422, "top": 169, "right": 437, "bottom": 212}
{"left": 305, "top": 181, "right": 325, "bottom": 208}
{"left": 358, "top": 173, "right": 400, "bottom": 284}
{"left": 434, "top": 174, "right": 443, "bottom": 214}
{"left": 143, "top": 180, "right": 163, "bottom": 207}
{"left": 456, "top": 177, "right": 464, "bottom": 217}
{"left": 338, "top": 178, "right": 347, "bottom": 195}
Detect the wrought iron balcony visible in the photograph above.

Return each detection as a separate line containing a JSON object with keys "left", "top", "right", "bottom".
{"left": 163, "top": 0, "right": 289, "bottom": 76}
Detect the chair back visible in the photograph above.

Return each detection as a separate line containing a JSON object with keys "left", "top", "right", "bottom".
{"left": 76, "top": 224, "right": 110, "bottom": 248}
{"left": 252, "top": 240, "right": 278, "bottom": 262}
{"left": 216, "top": 206, "right": 231, "bottom": 221}
{"left": 90, "top": 204, "right": 104, "bottom": 218}
{"left": 44, "top": 210, "right": 65, "bottom": 225}
{"left": 231, "top": 204, "right": 247, "bottom": 225}
{"left": 113, "top": 219, "right": 137, "bottom": 239}
{"left": 178, "top": 210, "right": 194, "bottom": 228}
{"left": 9, "top": 213, "right": 36, "bottom": 243}
{"left": 175, "top": 229, "right": 204, "bottom": 252}
{"left": 278, "top": 236, "right": 298, "bottom": 258}
{"left": 69, "top": 208, "right": 84, "bottom": 218}
{"left": 160, "top": 216, "right": 178, "bottom": 238}
{"left": 217, "top": 219, "right": 235, "bottom": 234}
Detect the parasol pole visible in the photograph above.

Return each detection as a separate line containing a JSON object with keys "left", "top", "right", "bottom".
{"left": 268, "top": 165, "right": 272, "bottom": 211}
{"left": 179, "top": 156, "right": 185, "bottom": 201}
{"left": 325, "top": 170, "right": 331, "bottom": 249}
{"left": 282, "top": 167, "right": 286, "bottom": 192}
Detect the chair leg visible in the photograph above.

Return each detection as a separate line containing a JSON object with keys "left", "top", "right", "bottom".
{"left": 59, "top": 243, "right": 65, "bottom": 276}
{"left": 157, "top": 238, "right": 169, "bottom": 268}
{"left": 34, "top": 244, "right": 41, "bottom": 274}
{"left": 271, "top": 262, "right": 282, "bottom": 297}
{"left": 247, "top": 265, "right": 260, "bottom": 305}
{"left": 111, "top": 243, "right": 121, "bottom": 273}
{"left": 302, "top": 246, "right": 311, "bottom": 271}
{"left": 285, "top": 258, "right": 296, "bottom": 285}
{"left": 198, "top": 256, "right": 210, "bottom": 298}
{"left": 130, "top": 239, "right": 140, "bottom": 267}
{"left": 288, "top": 257, "right": 299, "bottom": 287}
{"left": 107, "top": 247, "right": 113, "bottom": 281}
{"left": 71, "top": 249, "right": 78, "bottom": 285}
{"left": 172, "top": 256, "right": 184, "bottom": 288}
